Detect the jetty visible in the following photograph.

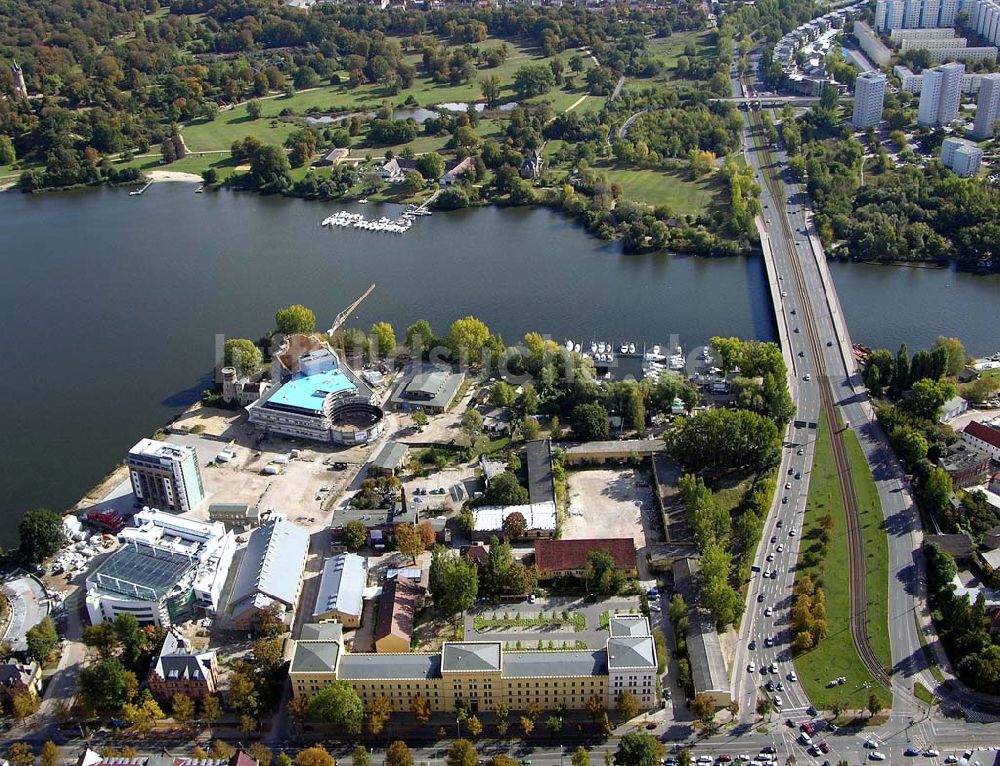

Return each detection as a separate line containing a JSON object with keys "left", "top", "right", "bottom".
{"left": 129, "top": 181, "right": 152, "bottom": 196}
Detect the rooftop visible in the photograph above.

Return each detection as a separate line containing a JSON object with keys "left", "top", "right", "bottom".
{"left": 128, "top": 438, "right": 196, "bottom": 463}
{"left": 503, "top": 650, "right": 606, "bottom": 678}
{"left": 338, "top": 653, "right": 441, "bottom": 680}
{"left": 609, "top": 614, "right": 651, "bottom": 638}
{"left": 152, "top": 630, "right": 215, "bottom": 683}
{"left": 372, "top": 441, "right": 409, "bottom": 471}
{"left": 535, "top": 538, "right": 637, "bottom": 573}
{"left": 374, "top": 575, "right": 423, "bottom": 645}
{"left": 229, "top": 518, "right": 309, "bottom": 616}
{"left": 966, "top": 420, "right": 1000, "bottom": 450}
{"left": 290, "top": 638, "right": 341, "bottom": 674}
{"left": 525, "top": 439, "right": 556, "bottom": 505}
{"left": 300, "top": 622, "right": 344, "bottom": 641}
{"left": 263, "top": 369, "right": 357, "bottom": 414}
{"left": 563, "top": 439, "right": 663, "bottom": 457}
{"left": 441, "top": 642, "right": 502, "bottom": 673}
{"left": 472, "top": 502, "right": 557, "bottom": 533}
{"left": 940, "top": 441, "right": 991, "bottom": 472}
{"left": 389, "top": 366, "right": 464, "bottom": 409}
{"left": 607, "top": 635, "right": 657, "bottom": 670}
{"left": 89, "top": 544, "right": 196, "bottom": 602}
{"left": 313, "top": 553, "right": 367, "bottom": 620}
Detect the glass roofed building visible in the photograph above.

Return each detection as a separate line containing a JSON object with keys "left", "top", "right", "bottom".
{"left": 85, "top": 510, "right": 235, "bottom": 627}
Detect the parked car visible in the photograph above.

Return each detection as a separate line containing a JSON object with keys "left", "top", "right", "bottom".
{"left": 869, "top": 753, "right": 886, "bottom": 762}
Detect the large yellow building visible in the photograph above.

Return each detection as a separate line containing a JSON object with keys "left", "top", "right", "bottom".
{"left": 289, "top": 614, "right": 658, "bottom": 715}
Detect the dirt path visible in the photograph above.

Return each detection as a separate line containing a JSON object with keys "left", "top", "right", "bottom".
{"left": 565, "top": 94, "right": 589, "bottom": 112}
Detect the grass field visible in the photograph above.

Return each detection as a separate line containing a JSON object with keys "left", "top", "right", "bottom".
{"left": 181, "top": 36, "right": 596, "bottom": 152}
{"left": 590, "top": 161, "right": 722, "bottom": 216}
{"left": 792, "top": 416, "right": 892, "bottom": 710}
{"left": 644, "top": 30, "right": 718, "bottom": 87}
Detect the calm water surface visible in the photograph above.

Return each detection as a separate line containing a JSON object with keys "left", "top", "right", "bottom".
{"left": 1, "top": 183, "right": 996, "bottom": 546}
{"left": 0, "top": 183, "right": 774, "bottom": 546}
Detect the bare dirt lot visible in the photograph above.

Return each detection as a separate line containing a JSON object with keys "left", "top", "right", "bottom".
{"left": 563, "top": 467, "right": 658, "bottom": 582}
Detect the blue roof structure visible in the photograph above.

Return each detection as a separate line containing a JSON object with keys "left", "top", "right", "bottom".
{"left": 265, "top": 370, "right": 356, "bottom": 414}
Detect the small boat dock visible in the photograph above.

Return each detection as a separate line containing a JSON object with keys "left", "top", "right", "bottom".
{"left": 129, "top": 181, "right": 152, "bottom": 196}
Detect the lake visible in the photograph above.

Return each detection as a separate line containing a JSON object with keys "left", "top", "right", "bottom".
{"left": 0, "top": 183, "right": 773, "bottom": 547}
{"left": 0, "top": 183, "right": 996, "bottom": 547}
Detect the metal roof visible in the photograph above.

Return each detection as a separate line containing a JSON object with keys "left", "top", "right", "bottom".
{"left": 472, "top": 502, "right": 557, "bottom": 532}
{"left": 607, "top": 636, "right": 656, "bottom": 670}
{"left": 313, "top": 553, "right": 366, "bottom": 620}
{"left": 337, "top": 653, "right": 441, "bottom": 680}
{"left": 290, "top": 639, "right": 341, "bottom": 674}
{"left": 609, "top": 614, "right": 651, "bottom": 638}
{"left": 264, "top": 369, "right": 356, "bottom": 414}
{"left": 441, "top": 642, "right": 502, "bottom": 673}
{"left": 525, "top": 439, "right": 556, "bottom": 505}
{"left": 300, "top": 622, "right": 344, "bottom": 641}
{"left": 229, "top": 518, "right": 309, "bottom": 616}
{"left": 503, "top": 651, "right": 607, "bottom": 678}
{"left": 371, "top": 441, "right": 409, "bottom": 471}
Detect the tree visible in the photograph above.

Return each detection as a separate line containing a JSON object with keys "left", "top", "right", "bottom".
{"left": 481, "top": 75, "right": 503, "bottom": 106}
{"left": 289, "top": 694, "right": 310, "bottom": 723}
{"left": 395, "top": 523, "right": 425, "bottom": 564}
{"left": 573, "top": 402, "right": 610, "bottom": 440}
{"left": 415, "top": 153, "right": 446, "bottom": 181}
{"left": 933, "top": 336, "right": 966, "bottom": 377}
{"left": 201, "top": 695, "right": 222, "bottom": 722}
{"left": 616, "top": 690, "right": 639, "bottom": 720}
{"left": 429, "top": 547, "right": 478, "bottom": 618}
{"left": 26, "top": 616, "right": 58, "bottom": 664}
{"left": 572, "top": 747, "right": 591, "bottom": 766}
{"left": 726, "top": 700, "right": 740, "bottom": 721}
{"left": 18, "top": 507, "right": 65, "bottom": 563}
{"left": 449, "top": 316, "right": 491, "bottom": 364}
{"left": 627, "top": 386, "right": 646, "bottom": 433}
{"left": 123, "top": 697, "right": 164, "bottom": 732}
{"left": 277, "top": 754, "right": 293, "bottom": 766}
{"left": 586, "top": 550, "right": 625, "bottom": 596}
{"left": 690, "top": 694, "right": 716, "bottom": 726}
{"left": 513, "top": 64, "right": 555, "bottom": 97}
{"left": 79, "top": 658, "right": 133, "bottom": 712}
{"left": 308, "top": 682, "right": 363, "bottom": 733}
{"left": 710, "top": 337, "right": 744, "bottom": 374}
{"left": 466, "top": 714, "right": 483, "bottom": 738}
{"left": 368, "top": 693, "right": 392, "bottom": 734}
{"left": 412, "top": 411, "right": 429, "bottom": 430}
{"left": 6, "top": 743, "right": 34, "bottom": 766}
{"left": 387, "top": 742, "right": 413, "bottom": 766}
{"left": 342, "top": 520, "right": 367, "bottom": 551}
{"left": 411, "top": 693, "right": 432, "bottom": 723}
{"left": 446, "top": 740, "right": 478, "bottom": 766}
{"left": 666, "top": 408, "right": 780, "bottom": 474}
{"left": 249, "top": 144, "right": 292, "bottom": 192}
{"left": 224, "top": 338, "right": 261, "bottom": 377}
{"left": 521, "top": 416, "right": 540, "bottom": 441}
{"left": 904, "top": 378, "right": 957, "bottom": 421}
{"left": 462, "top": 408, "right": 484, "bottom": 439}
{"left": 12, "top": 690, "right": 39, "bottom": 719}
{"left": 614, "top": 733, "right": 662, "bottom": 766}
{"left": 0, "top": 135, "right": 15, "bottom": 165}
{"left": 486, "top": 472, "right": 528, "bottom": 506}
{"left": 550, "top": 416, "right": 563, "bottom": 440}
{"left": 250, "top": 745, "right": 273, "bottom": 766}
{"left": 501, "top": 511, "right": 527, "bottom": 542}
{"left": 371, "top": 322, "right": 396, "bottom": 357}
{"left": 867, "top": 692, "right": 884, "bottom": 718}
{"left": 172, "top": 692, "right": 195, "bottom": 723}
{"left": 296, "top": 748, "right": 335, "bottom": 766}
{"left": 247, "top": 100, "right": 262, "bottom": 120}
{"left": 585, "top": 694, "right": 605, "bottom": 722}
{"left": 275, "top": 304, "right": 316, "bottom": 335}
{"left": 82, "top": 621, "right": 118, "bottom": 658}
{"left": 545, "top": 714, "right": 563, "bottom": 733}
{"left": 113, "top": 613, "right": 146, "bottom": 666}
{"left": 41, "top": 741, "right": 59, "bottom": 766}
{"left": 756, "top": 696, "right": 772, "bottom": 719}
{"left": 353, "top": 746, "right": 370, "bottom": 766}
{"left": 520, "top": 716, "right": 535, "bottom": 735}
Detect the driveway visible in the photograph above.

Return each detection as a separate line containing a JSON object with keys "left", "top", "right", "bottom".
{"left": 3, "top": 575, "right": 49, "bottom": 652}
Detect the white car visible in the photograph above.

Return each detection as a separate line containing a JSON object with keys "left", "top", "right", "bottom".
{"left": 869, "top": 753, "right": 886, "bottom": 762}
{"left": 776, "top": 544, "right": 784, "bottom": 552}
{"left": 697, "top": 757, "right": 714, "bottom": 764}
{"left": 924, "top": 751, "right": 940, "bottom": 758}
{"left": 773, "top": 695, "right": 783, "bottom": 707}
{"left": 748, "top": 662, "right": 756, "bottom": 673}
{"left": 785, "top": 482, "right": 792, "bottom": 489}
{"left": 764, "top": 607, "right": 773, "bottom": 616}
{"left": 786, "top": 670, "right": 797, "bottom": 681}
{"left": 789, "top": 528, "right": 797, "bottom": 536}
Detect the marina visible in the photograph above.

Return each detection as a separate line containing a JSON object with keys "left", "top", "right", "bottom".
{"left": 561, "top": 339, "right": 711, "bottom": 381}
{"left": 320, "top": 204, "right": 432, "bottom": 234}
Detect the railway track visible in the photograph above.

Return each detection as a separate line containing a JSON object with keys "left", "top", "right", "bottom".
{"left": 743, "top": 87, "right": 892, "bottom": 690}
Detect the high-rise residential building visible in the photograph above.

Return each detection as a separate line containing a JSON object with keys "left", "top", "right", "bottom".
{"left": 127, "top": 438, "right": 206, "bottom": 513}
{"left": 918, "top": 62, "right": 965, "bottom": 126}
{"left": 966, "top": 0, "right": 1000, "bottom": 46}
{"left": 853, "top": 71, "right": 888, "bottom": 128}
{"left": 875, "top": 0, "right": 960, "bottom": 28}
{"left": 973, "top": 73, "right": 1000, "bottom": 138}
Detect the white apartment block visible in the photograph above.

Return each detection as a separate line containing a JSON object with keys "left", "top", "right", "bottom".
{"left": 941, "top": 136, "right": 984, "bottom": 176}
{"left": 853, "top": 71, "right": 888, "bottom": 127}
{"left": 973, "top": 72, "right": 1000, "bottom": 137}
{"left": 965, "top": 0, "right": 1000, "bottom": 46}
{"left": 875, "top": 0, "right": 959, "bottom": 28}
{"left": 891, "top": 26, "right": 962, "bottom": 41}
{"left": 900, "top": 35, "right": 968, "bottom": 48}
{"left": 895, "top": 64, "right": 984, "bottom": 94}
{"left": 918, "top": 62, "right": 965, "bottom": 125}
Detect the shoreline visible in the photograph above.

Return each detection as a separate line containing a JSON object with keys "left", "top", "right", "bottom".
{"left": 146, "top": 170, "right": 203, "bottom": 183}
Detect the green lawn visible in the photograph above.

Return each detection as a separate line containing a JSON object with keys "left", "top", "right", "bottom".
{"left": 644, "top": 30, "right": 718, "bottom": 87}
{"left": 590, "top": 161, "right": 722, "bottom": 216}
{"left": 792, "top": 416, "right": 892, "bottom": 710}
{"left": 181, "top": 36, "right": 595, "bottom": 152}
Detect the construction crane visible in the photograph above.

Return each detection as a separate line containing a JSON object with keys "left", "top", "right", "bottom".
{"left": 327, "top": 283, "right": 375, "bottom": 336}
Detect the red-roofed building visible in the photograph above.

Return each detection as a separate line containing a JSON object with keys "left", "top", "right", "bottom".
{"left": 534, "top": 538, "right": 638, "bottom": 580}
{"left": 963, "top": 420, "right": 1000, "bottom": 461}
{"left": 374, "top": 575, "right": 425, "bottom": 653}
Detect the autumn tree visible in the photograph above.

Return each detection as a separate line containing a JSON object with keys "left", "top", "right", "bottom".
{"left": 395, "top": 523, "right": 425, "bottom": 564}
{"left": 411, "top": 693, "right": 432, "bottom": 723}
{"left": 296, "top": 747, "right": 335, "bottom": 766}
{"left": 367, "top": 693, "right": 392, "bottom": 734}
{"left": 386, "top": 742, "right": 412, "bottom": 766}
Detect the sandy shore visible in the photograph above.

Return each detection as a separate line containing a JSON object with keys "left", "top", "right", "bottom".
{"left": 147, "top": 170, "right": 202, "bottom": 183}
